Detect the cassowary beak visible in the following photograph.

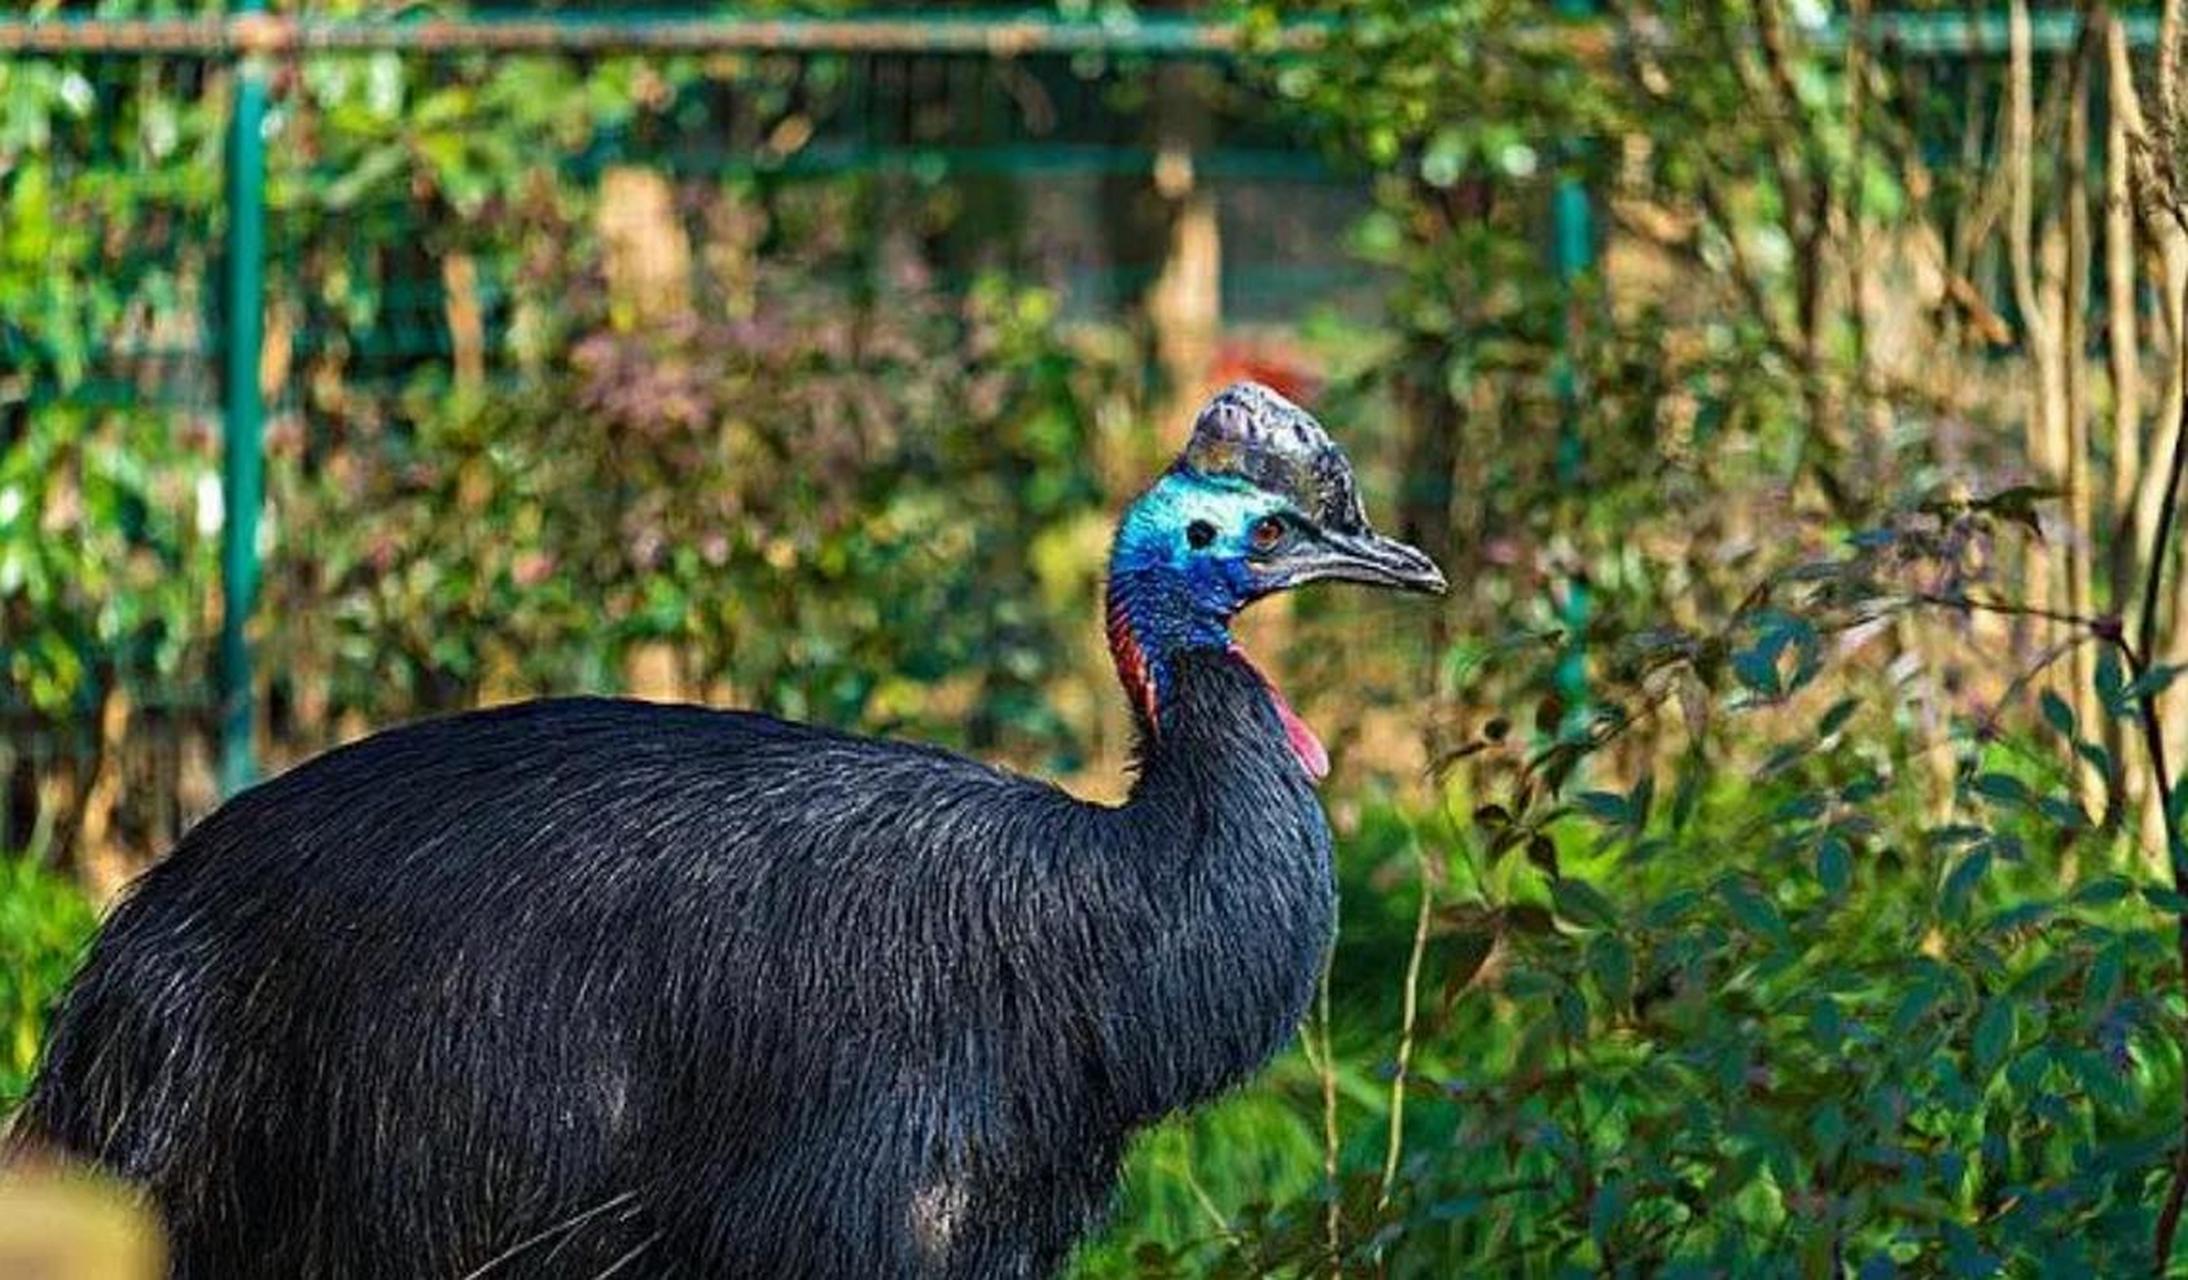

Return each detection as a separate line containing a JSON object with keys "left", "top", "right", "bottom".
{"left": 1268, "top": 528, "right": 1448, "bottom": 595}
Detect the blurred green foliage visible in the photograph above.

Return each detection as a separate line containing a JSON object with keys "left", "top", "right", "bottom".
{"left": 0, "top": 856, "right": 94, "bottom": 1106}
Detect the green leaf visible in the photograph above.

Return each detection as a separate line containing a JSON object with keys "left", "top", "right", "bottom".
{"left": 1554, "top": 985, "right": 1587, "bottom": 1038}
{"left": 1670, "top": 760, "right": 1705, "bottom": 831}
{"left": 1526, "top": 833, "right": 1561, "bottom": 879}
{"left": 1586, "top": 933, "right": 1634, "bottom": 1008}
{"left": 2012, "top": 953, "right": 2073, "bottom": 998}
{"left": 2145, "top": 885, "right": 2188, "bottom": 915}
{"left": 1574, "top": 790, "right": 1629, "bottom": 825}
{"left": 2085, "top": 942, "right": 2124, "bottom": 1012}
{"left": 1808, "top": 995, "right": 1845, "bottom": 1053}
{"left": 2040, "top": 689, "right": 2076, "bottom": 738}
{"left": 2036, "top": 796, "right": 2087, "bottom": 831}
{"left": 1720, "top": 878, "right": 1790, "bottom": 944}
{"left": 1816, "top": 835, "right": 1852, "bottom": 896}
{"left": 2062, "top": 1046, "right": 2135, "bottom": 1111}
{"left": 1940, "top": 849, "right": 1992, "bottom": 920}
{"left": 1589, "top": 1175, "right": 1630, "bottom": 1250}
{"left": 2122, "top": 663, "right": 2186, "bottom": 701}
{"left": 1890, "top": 981, "right": 1946, "bottom": 1038}
{"left": 1551, "top": 877, "right": 1620, "bottom": 930}
{"left": 2097, "top": 647, "right": 2128, "bottom": 714}
{"left": 1773, "top": 793, "right": 1826, "bottom": 827}
{"left": 1971, "top": 998, "right": 2014, "bottom": 1075}
{"left": 1969, "top": 772, "right": 2033, "bottom": 808}
{"left": 1732, "top": 643, "right": 1782, "bottom": 698}
{"left": 1642, "top": 889, "right": 1702, "bottom": 927}
{"left": 1811, "top": 1100, "right": 1848, "bottom": 1160}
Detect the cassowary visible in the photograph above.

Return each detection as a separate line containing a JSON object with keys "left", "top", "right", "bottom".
{"left": 16, "top": 381, "right": 1444, "bottom": 1278}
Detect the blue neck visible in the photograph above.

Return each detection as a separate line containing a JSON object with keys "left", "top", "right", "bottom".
{"left": 1104, "top": 474, "right": 1273, "bottom": 730}
{"left": 1104, "top": 571, "right": 1233, "bottom": 730}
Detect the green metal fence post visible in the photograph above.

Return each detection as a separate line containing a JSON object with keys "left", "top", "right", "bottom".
{"left": 218, "top": 0, "right": 269, "bottom": 796}
{"left": 1551, "top": 0, "right": 1594, "bottom": 732}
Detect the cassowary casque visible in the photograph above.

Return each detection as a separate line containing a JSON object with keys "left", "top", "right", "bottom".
{"left": 16, "top": 382, "right": 1444, "bottom": 1278}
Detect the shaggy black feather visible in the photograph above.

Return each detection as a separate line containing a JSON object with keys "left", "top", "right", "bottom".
{"left": 16, "top": 650, "right": 1333, "bottom": 1278}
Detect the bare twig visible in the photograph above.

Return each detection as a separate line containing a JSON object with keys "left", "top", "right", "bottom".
{"left": 1378, "top": 834, "right": 1435, "bottom": 1214}
{"left": 1172, "top": 1147, "right": 1237, "bottom": 1243}
{"left": 1908, "top": 590, "right": 2120, "bottom": 639}
{"left": 1973, "top": 636, "right": 2090, "bottom": 745}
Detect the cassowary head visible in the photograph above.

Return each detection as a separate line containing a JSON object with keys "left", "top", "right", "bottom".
{"left": 1107, "top": 381, "right": 1446, "bottom": 775}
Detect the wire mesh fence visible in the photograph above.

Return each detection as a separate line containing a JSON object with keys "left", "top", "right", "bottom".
{"left": 2, "top": 5, "right": 2157, "bottom": 874}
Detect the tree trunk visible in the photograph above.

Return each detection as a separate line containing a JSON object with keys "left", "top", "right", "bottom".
{"left": 2007, "top": 1, "right": 2063, "bottom": 654}
{"left": 2064, "top": 60, "right": 2101, "bottom": 818}
{"left": 596, "top": 167, "right": 693, "bottom": 330}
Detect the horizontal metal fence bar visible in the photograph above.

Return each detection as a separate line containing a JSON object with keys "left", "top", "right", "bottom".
{"left": 1860, "top": 9, "right": 2159, "bottom": 54}
{"left": 0, "top": 10, "right": 2162, "bottom": 60}
{"left": 0, "top": 13, "right": 1325, "bottom": 57}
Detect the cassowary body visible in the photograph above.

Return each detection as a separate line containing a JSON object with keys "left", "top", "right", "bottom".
{"left": 17, "top": 382, "right": 1443, "bottom": 1277}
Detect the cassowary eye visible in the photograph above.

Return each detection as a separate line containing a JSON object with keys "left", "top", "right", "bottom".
{"left": 1186, "top": 520, "right": 1216, "bottom": 550}
{"left": 1249, "top": 516, "right": 1287, "bottom": 553}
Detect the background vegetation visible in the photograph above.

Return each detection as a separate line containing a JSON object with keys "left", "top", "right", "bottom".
{"left": 12, "top": 0, "right": 2188, "bottom": 1274}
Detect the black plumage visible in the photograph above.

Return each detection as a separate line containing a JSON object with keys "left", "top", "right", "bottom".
{"left": 15, "top": 382, "right": 1442, "bottom": 1277}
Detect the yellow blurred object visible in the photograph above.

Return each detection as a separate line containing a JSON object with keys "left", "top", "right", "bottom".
{"left": 0, "top": 1164, "right": 164, "bottom": 1280}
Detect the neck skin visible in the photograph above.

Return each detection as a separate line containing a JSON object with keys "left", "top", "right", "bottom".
{"left": 1103, "top": 571, "right": 1225, "bottom": 742}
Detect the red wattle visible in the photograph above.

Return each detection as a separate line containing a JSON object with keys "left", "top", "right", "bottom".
{"left": 1228, "top": 644, "right": 1329, "bottom": 783}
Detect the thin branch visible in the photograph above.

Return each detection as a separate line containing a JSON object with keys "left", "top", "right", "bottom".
{"left": 2139, "top": 372, "right": 2188, "bottom": 730}
{"left": 2142, "top": 3, "right": 2188, "bottom": 1256}
{"left": 1378, "top": 834, "right": 1435, "bottom": 1213}
{"left": 2144, "top": 214, "right": 2188, "bottom": 1280}
{"left": 1908, "top": 590, "right": 2119, "bottom": 639}
{"left": 1971, "top": 635, "right": 2088, "bottom": 744}
{"left": 1172, "top": 1148, "right": 1237, "bottom": 1244}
